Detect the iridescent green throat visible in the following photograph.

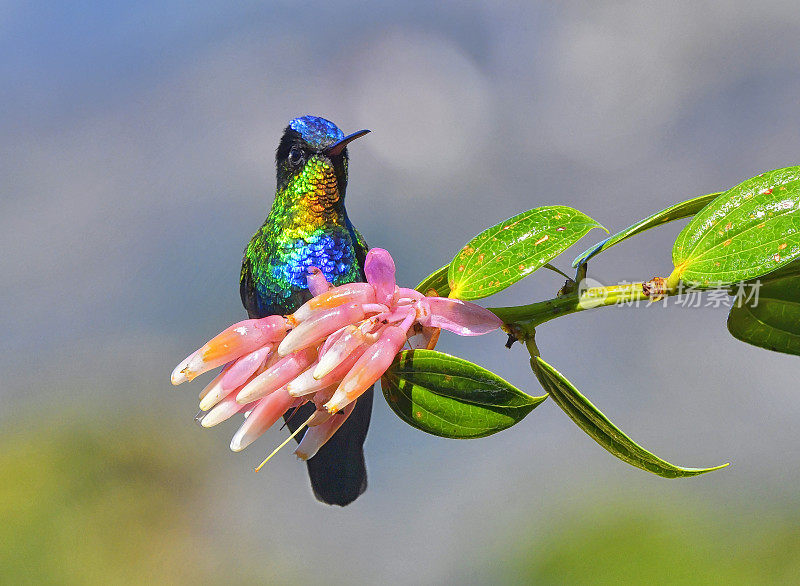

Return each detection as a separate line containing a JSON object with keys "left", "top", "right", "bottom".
{"left": 240, "top": 153, "right": 367, "bottom": 317}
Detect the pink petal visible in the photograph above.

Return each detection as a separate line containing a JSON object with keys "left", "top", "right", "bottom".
{"left": 306, "top": 266, "right": 332, "bottom": 296}
{"left": 288, "top": 343, "right": 367, "bottom": 397}
{"left": 364, "top": 248, "right": 397, "bottom": 305}
{"left": 395, "top": 287, "right": 424, "bottom": 303}
{"left": 418, "top": 297, "right": 502, "bottom": 336}
{"left": 313, "top": 324, "right": 374, "bottom": 379}
{"left": 221, "top": 345, "right": 272, "bottom": 390}
{"left": 198, "top": 362, "right": 233, "bottom": 402}
{"left": 199, "top": 348, "right": 270, "bottom": 411}
{"left": 230, "top": 389, "right": 300, "bottom": 451}
{"left": 295, "top": 402, "right": 356, "bottom": 460}
{"left": 200, "top": 389, "right": 251, "bottom": 428}
{"left": 278, "top": 302, "right": 366, "bottom": 356}
{"left": 361, "top": 303, "right": 391, "bottom": 315}
{"left": 325, "top": 325, "right": 408, "bottom": 412}
{"left": 377, "top": 304, "right": 415, "bottom": 326}
{"left": 171, "top": 315, "right": 289, "bottom": 384}
{"left": 198, "top": 364, "right": 235, "bottom": 411}
{"left": 236, "top": 347, "right": 316, "bottom": 403}
{"left": 171, "top": 350, "right": 200, "bottom": 385}
{"left": 292, "top": 283, "right": 375, "bottom": 322}
{"left": 319, "top": 324, "right": 351, "bottom": 355}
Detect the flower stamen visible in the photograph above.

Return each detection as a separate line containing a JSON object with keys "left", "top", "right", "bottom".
{"left": 255, "top": 413, "right": 316, "bottom": 472}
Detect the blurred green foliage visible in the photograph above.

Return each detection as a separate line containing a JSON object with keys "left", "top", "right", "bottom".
{"left": 1, "top": 413, "right": 223, "bottom": 584}
{"left": 501, "top": 500, "right": 800, "bottom": 584}
{"left": 5, "top": 410, "right": 800, "bottom": 585}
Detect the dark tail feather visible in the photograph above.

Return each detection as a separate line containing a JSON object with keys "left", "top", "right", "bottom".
{"left": 283, "top": 387, "right": 373, "bottom": 506}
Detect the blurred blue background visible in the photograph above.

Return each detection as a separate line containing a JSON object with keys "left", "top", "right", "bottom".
{"left": 3, "top": 1, "right": 800, "bottom": 583}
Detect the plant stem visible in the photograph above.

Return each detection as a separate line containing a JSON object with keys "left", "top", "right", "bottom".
{"left": 490, "top": 281, "right": 657, "bottom": 335}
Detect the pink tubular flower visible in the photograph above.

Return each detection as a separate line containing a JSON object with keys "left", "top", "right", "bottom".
{"left": 171, "top": 248, "right": 503, "bottom": 469}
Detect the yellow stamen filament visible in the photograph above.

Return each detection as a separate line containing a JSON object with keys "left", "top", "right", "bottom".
{"left": 254, "top": 414, "right": 315, "bottom": 472}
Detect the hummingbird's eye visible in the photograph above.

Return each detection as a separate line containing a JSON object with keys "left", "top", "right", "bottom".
{"left": 288, "top": 147, "right": 304, "bottom": 166}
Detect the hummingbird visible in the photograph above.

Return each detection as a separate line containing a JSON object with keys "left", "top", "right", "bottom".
{"left": 239, "top": 115, "right": 372, "bottom": 506}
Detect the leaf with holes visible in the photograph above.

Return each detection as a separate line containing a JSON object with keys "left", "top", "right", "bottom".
{"left": 448, "top": 206, "right": 605, "bottom": 300}
{"left": 728, "top": 274, "right": 800, "bottom": 356}
{"left": 382, "top": 349, "right": 546, "bottom": 439}
{"left": 672, "top": 166, "right": 800, "bottom": 288}
{"left": 573, "top": 192, "right": 720, "bottom": 267}
{"left": 531, "top": 355, "right": 728, "bottom": 478}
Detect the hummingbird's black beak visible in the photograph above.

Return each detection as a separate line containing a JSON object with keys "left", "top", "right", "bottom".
{"left": 324, "top": 129, "right": 370, "bottom": 157}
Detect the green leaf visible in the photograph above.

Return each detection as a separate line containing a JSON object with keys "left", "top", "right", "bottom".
{"left": 572, "top": 192, "right": 720, "bottom": 267}
{"left": 531, "top": 356, "right": 728, "bottom": 478}
{"left": 448, "top": 206, "right": 605, "bottom": 300}
{"left": 756, "top": 256, "right": 800, "bottom": 281}
{"left": 672, "top": 166, "right": 800, "bottom": 288}
{"left": 382, "top": 349, "right": 547, "bottom": 439}
{"left": 415, "top": 264, "right": 451, "bottom": 297}
{"left": 728, "top": 274, "right": 800, "bottom": 356}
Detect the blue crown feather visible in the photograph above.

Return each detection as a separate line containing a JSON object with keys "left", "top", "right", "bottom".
{"left": 289, "top": 115, "right": 345, "bottom": 150}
